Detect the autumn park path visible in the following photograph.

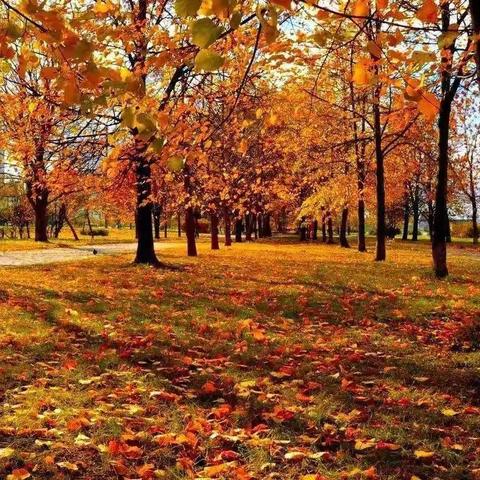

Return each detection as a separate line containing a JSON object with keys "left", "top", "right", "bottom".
{"left": 0, "top": 242, "right": 178, "bottom": 266}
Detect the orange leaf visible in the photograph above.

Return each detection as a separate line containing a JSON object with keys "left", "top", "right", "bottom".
{"left": 418, "top": 92, "right": 439, "bottom": 121}
{"left": 270, "top": 0, "right": 291, "bottom": 9}
{"left": 416, "top": 0, "right": 438, "bottom": 23}
{"left": 353, "top": 0, "right": 370, "bottom": 17}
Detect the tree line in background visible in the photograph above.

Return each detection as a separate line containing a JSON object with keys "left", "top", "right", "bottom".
{"left": 0, "top": 0, "right": 478, "bottom": 278}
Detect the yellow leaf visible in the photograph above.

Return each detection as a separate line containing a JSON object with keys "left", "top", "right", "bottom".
{"left": 414, "top": 449, "right": 434, "bottom": 459}
{"left": 354, "top": 438, "right": 376, "bottom": 450}
{"left": 416, "top": 0, "right": 438, "bottom": 24}
{"left": 352, "top": 57, "right": 372, "bottom": 85}
{"left": 441, "top": 408, "right": 459, "bottom": 417}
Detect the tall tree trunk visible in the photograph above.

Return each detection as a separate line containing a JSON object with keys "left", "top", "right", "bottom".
{"left": 224, "top": 208, "right": 232, "bottom": 246}
{"left": 153, "top": 202, "right": 161, "bottom": 240}
{"left": 312, "top": 219, "right": 318, "bottom": 240}
{"left": 340, "top": 207, "right": 350, "bottom": 248}
{"left": 472, "top": 201, "right": 479, "bottom": 245}
{"left": 373, "top": 86, "right": 386, "bottom": 260}
{"left": 134, "top": 149, "right": 158, "bottom": 265}
{"left": 245, "top": 213, "right": 252, "bottom": 241}
{"left": 177, "top": 211, "right": 182, "bottom": 237}
{"left": 412, "top": 187, "right": 420, "bottom": 241}
{"left": 402, "top": 193, "right": 409, "bottom": 241}
{"left": 327, "top": 213, "right": 334, "bottom": 244}
{"left": 257, "top": 213, "right": 264, "bottom": 238}
{"left": 263, "top": 213, "right": 272, "bottom": 237}
{"left": 34, "top": 197, "right": 49, "bottom": 242}
{"left": 164, "top": 218, "right": 168, "bottom": 238}
{"left": 185, "top": 206, "right": 197, "bottom": 256}
{"left": 211, "top": 213, "right": 219, "bottom": 250}
{"left": 321, "top": 211, "right": 327, "bottom": 242}
{"left": 432, "top": 2, "right": 460, "bottom": 278}
{"left": 235, "top": 217, "right": 243, "bottom": 242}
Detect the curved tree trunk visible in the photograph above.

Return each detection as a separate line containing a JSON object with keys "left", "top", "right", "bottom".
{"left": 65, "top": 214, "right": 79, "bottom": 241}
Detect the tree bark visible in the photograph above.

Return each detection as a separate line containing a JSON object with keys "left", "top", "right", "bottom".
{"left": 263, "top": 213, "right": 272, "bottom": 237}
{"left": 373, "top": 85, "right": 386, "bottom": 260}
{"left": 34, "top": 197, "right": 49, "bottom": 242}
{"left": 65, "top": 214, "right": 79, "bottom": 240}
{"left": 185, "top": 206, "right": 197, "bottom": 256}
{"left": 340, "top": 208, "right": 350, "bottom": 248}
{"left": 245, "top": 213, "right": 252, "bottom": 241}
{"left": 235, "top": 217, "right": 243, "bottom": 242}
{"left": 412, "top": 186, "right": 420, "bottom": 241}
{"left": 432, "top": 1, "right": 460, "bottom": 277}
{"left": 327, "top": 213, "right": 334, "bottom": 244}
{"left": 321, "top": 212, "right": 327, "bottom": 242}
{"left": 402, "top": 194, "right": 409, "bottom": 241}
{"left": 153, "top": 202, "right": 161, "bottom": 240}
{"left": 211, "top": 213, "right": 219, "bottom": 250}
{"left": 177, "top": 211, "right": 182, "bottom": 237}
{"left": 134, "top": 148, "right": 159, "bottom": 265}
{"left": 472, "top": 202, "right": 479, "bottom": 244}
{"left": 224, "top": 208, "right": 232, "bottom": 246}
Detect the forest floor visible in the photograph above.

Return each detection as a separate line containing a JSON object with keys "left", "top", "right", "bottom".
{"left": 0, "top": 237, "right": 479, "bottom": 480}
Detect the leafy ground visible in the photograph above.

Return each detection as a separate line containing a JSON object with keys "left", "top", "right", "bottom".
{"left": 0, "top": 237, "right": 479, "bottom": 480}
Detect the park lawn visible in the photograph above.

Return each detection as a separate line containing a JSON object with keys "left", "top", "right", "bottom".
{"left": 0, "top": 238, "right": 479, "bottom": 480}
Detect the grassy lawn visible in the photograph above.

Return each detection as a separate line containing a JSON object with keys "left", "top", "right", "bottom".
{"left": 0, "top": 237, "right": 479, "bottom": 479}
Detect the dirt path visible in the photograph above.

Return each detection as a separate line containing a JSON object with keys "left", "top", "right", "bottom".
{"left": 0, "top": 242, "right": 178, "bottom": 266}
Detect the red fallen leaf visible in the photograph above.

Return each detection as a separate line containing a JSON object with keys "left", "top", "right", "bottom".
{"left": 108, "top": 440, "right": 143, "bottom": 459}
{"left": 202, "top": 381, "right": 218, "bottom": 394}
{"left": 376, "top": 441, "right": 401, "bottom": 451}
{"left": 464, "top": 406, "right": 480, "bottom": 414}
{"left": 110, "top": 460, "right": 129, "bottom": 476}
{"left": 9, "top": 469, "right": 31, "bottom": 480}
{"left": 62, "top": 358, "right": 77, "bottom": 370}
{"left": 363, "top": 466, "right": 378, "bottom": 479}
{"left": 67, "top": 417, "right": 90, "bottom": 432}
{"left": 153, "top": 288, "right": 164, "bottom": 299}
{"left": 219, "top": 450, "right": 240, "bottom": 461}
{"left": 123, "top": 445, "right": 143, "bottom": 459}
{"left": 234, "top": 466, "right": 253, "bottom": 479}
{"left": 149, "top": 390, "right": 181, "bottom": 403}
{"left": 271, "top": 407, "right": 295, "bottom": 422}
{"left": 136, "top": 463, "right": 155, "bottom": 479}
{"left": 296, "top": 392, "right": 314, "bottom": 403}
{"left": 211, "top": 404, "right": 231, "bottom": 419}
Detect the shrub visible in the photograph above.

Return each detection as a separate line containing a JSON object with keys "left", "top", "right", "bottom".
{"left": 81, "top": 228, "right": 109, "bottom": 237}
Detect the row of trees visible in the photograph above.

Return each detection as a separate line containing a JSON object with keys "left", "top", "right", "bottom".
{"left": 0, "top": 0, "right": 478, "bottom": 277}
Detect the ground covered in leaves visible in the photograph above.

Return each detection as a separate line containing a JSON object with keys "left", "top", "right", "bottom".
{"left": 0, "top": 237, "right": 479, "bottom": 480}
